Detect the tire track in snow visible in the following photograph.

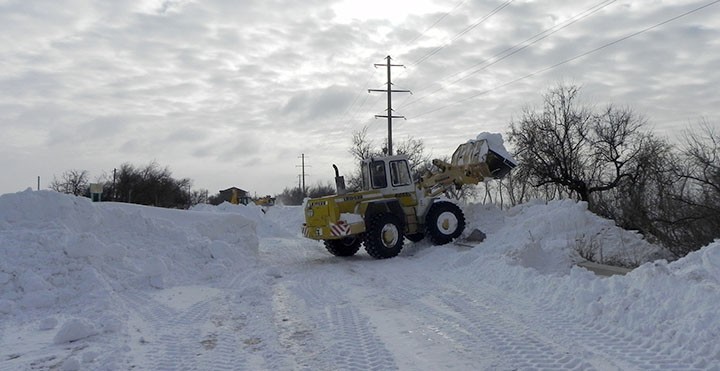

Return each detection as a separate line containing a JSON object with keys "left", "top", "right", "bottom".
{"left": 270, "top": 282, "right": 332, "bottom": 370}
{"left": 217, "top": 268, "right": 299, "bottom": 371}
{"left": 433, "top": 288, "right": 595, "bottom": 370}
{"left": 467, "top": 282, "right": 711, "bottom": 370}
{"left": 120, "top": 290, "right": 250, "bottom": 370}
{"left": 248, "top": 236, "right": 399, "bottom": 370}
{"left": 333, "top": 259, "right": 508, "bottom": 369}
{"left": 325, "top": 305, "right": 398, "bottom": 371}
{"left": 358, "top": 258, "right": 711, "bottom": 371}
{"left": 353, "top": 279, "right": 549, "bottom": 370}
{"left": 280, "top": 267, "right": 399, "bottom": 371}
{"left": 342, "top": 259, "right": 596, "bottom": 370}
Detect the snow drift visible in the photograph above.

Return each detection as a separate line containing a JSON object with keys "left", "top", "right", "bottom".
{"left": 1, "top": 189, "right": 718, "bottom": 370}
{"left": 0, "top": 189, "right": 260, "bottom": 318}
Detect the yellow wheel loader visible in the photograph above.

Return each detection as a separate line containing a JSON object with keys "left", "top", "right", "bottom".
{"left": 302, "top": 134, "right": 517, "bottom": 259}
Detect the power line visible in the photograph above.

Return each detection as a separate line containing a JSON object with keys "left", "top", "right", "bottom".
{"left": 413, "top": 0, "right": 720, "bottom": 119}
{"left": 393, "top": 0, "right": 514, "bottom": 108}
{"left": 403, "top": 0, "right": 468, "bottom": 48}
{"left": 401, "top": 0, "right": 617, "bottom": 109}
{"left": 339, "top": 1, "right": 469, "bottom": 129}
{"left": 338, "top": 0, "right": 477, "bottom": 128}
{"left": 342, "top": 67, "right": 381, "bottom": 127}
{"left": 410, "top": 0, "right": 514, "bottom": 67}
{"left": 391, "top": 0, "right": 470, "bottom": 80}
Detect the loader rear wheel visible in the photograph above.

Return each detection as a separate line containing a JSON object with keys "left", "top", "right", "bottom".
{"left": 324, "top": 237, "right": 361, "bottom": 257}
{"left": 426, "top": 201, "right": 465, "bottom": 245}
{"left": 364, "top": 213, "right": 404, "bottom": 259}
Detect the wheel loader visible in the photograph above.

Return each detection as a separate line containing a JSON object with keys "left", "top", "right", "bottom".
{"left": 301, "top": 133, "right": 517, "bottom": 259}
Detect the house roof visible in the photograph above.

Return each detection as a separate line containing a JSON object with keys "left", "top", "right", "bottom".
{"left": 219, "top": 187, "right": 247, "bottom": 193}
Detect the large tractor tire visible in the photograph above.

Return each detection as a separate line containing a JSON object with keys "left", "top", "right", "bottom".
{"left": 324, "top": 237, "right": 362, "bottom": 257}
{"left": 425, "top": 201, "right": 465, "bottom": 245}
{"left": 363, "top": 213, "right": 404, "bottom": 259}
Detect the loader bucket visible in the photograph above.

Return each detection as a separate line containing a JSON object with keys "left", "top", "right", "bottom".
{"left": 486, "top": 149, "right": 516, "bottom": 179}
{"left": 451, "top": 138, "right": 517, "bottom": 180}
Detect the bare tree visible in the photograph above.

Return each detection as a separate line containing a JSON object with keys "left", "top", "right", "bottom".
{"left": 500, "top": 161, "right": 535, "bottom": 206}
{"left": 388, "top": 136, "right": 432, "bottom": 177}
{"left": 349, "top": 125, "right": 430, "bottom": 170}
{"left": 679, "top": 120, "right": 720, "bottom": 213}
{"left": 114, "top": 161, "right": 192, "bottom": 208}
{"left": 307, "top": 182, "right": 336, "bottom": 198}
{"left": 662, "top": 120, "right": 720, "bottom": 254}
{"left": 50, "top": 169, "right": 89, "bottom": 196}
{"left": 349, "top": 125, "right": 375, "bottom": 163}
{"left": 508, "top": 85, "right": 651, "bottom": 206}
{"left": 276, "top": 182, "right": 336, "bottom": 205}
{"left": 590, "top": 135, "right": 676, "bottom": 236}
{"left": 190, "top": 189, "right": 209, "bottom": 206}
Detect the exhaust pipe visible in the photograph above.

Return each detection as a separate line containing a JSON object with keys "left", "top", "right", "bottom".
{"left": 333, "top": 164, "right": 347, "bottom": 195}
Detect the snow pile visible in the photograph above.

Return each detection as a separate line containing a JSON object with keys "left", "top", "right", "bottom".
{"left": 0, "top": 189, "right": 259, "bottom": 321}
{"left": 453, "top": 200, "right": 719, "bottom": 368}
{"left": 463, "top": 199, "right": 668, "bottom": 273}
{"left": 669, "top": 241, "right": 720, "bottom": 284}
{"left": 1, "top": 189, "right": 718, "bottom": 369}
{"left": 191, "top": 202, "right": 301, "bottom": 238}
{"left": 523, "top": 245, "right": 720, "bottom": 368}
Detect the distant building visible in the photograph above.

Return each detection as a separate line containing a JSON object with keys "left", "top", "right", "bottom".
{"left": 217, "top": 187, "right": 252, "bottom": 205}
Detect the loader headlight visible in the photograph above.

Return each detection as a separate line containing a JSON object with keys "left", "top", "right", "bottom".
{"left": 306, "top": 209, "right": 314, "bottom": 217}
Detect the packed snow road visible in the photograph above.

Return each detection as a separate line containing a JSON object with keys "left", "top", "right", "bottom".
{"left": 115, "top": 235, "right": 700, "bottom": 371}
{"left": 1, "top": 191, "right": 718, "bottom": 370}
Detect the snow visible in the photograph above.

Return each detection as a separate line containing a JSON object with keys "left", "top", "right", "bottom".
{"left": 476, "top": 131, "right": 517, "bottom": 166}
{"left": 1, "top": 189, "right": 719, "bottom": 370}
{"left": 52, "top": 319, "right": 98, "bottom": 344}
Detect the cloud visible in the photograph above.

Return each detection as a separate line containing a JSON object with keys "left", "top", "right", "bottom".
{"left": 1, "top": 0, "right": 719, "bottom": 196}
{"left": 281, "top": 85, "right": 355, "bottom": 122}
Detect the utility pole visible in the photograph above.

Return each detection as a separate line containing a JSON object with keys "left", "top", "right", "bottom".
{"left": 369, "top": 55, "right": 411, "bottom": 156}
{"left": 297, "top": 154, "right": 309, "bottom": 196}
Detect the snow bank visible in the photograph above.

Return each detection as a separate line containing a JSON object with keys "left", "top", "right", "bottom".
{"left": 0, "top": 190, "right": 259, "bottom": 322}
{"left": 464, "top": 199, "right": 669, "bottom": 273}
{"left": 2, "top": 189, "right": 717, "bottom": 369}
{"left": 455, "top": 199, "right": 719, "bottom": 368}
{"left": 191, "top": 202, "right": 301, "bottom": 238}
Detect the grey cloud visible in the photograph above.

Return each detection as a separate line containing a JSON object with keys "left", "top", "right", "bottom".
{"left": 281, "top": 85, "right": 355, "bottom": 121}
{"left": 1, "top": 0, "right": 719, "bottom": 196}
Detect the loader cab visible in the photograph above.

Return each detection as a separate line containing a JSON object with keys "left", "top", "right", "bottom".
{"left": 361, "top": 156, "right": 414, "bottom": 195}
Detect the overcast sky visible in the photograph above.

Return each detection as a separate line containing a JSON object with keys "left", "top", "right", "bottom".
{"left": 2, "top": 0, "right": 719, "bottom": 197}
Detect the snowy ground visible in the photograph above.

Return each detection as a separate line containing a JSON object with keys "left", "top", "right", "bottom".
{"left": 1, "top": 189, "right": 719, "bottom": 370}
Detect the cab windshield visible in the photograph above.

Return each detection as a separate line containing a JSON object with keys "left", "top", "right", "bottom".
{"left": 389, "top": 160, "right": 411, "bottom": 186}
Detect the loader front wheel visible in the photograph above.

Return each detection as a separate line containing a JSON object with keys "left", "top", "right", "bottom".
{"left": 426, "top": 201, "right": 465, "bottom": 245}
{"left": 324, "top": 237, "right": 362, "bottom": 257}
{"left": 364, "top": 213, "right": 404, "bottom": 259}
